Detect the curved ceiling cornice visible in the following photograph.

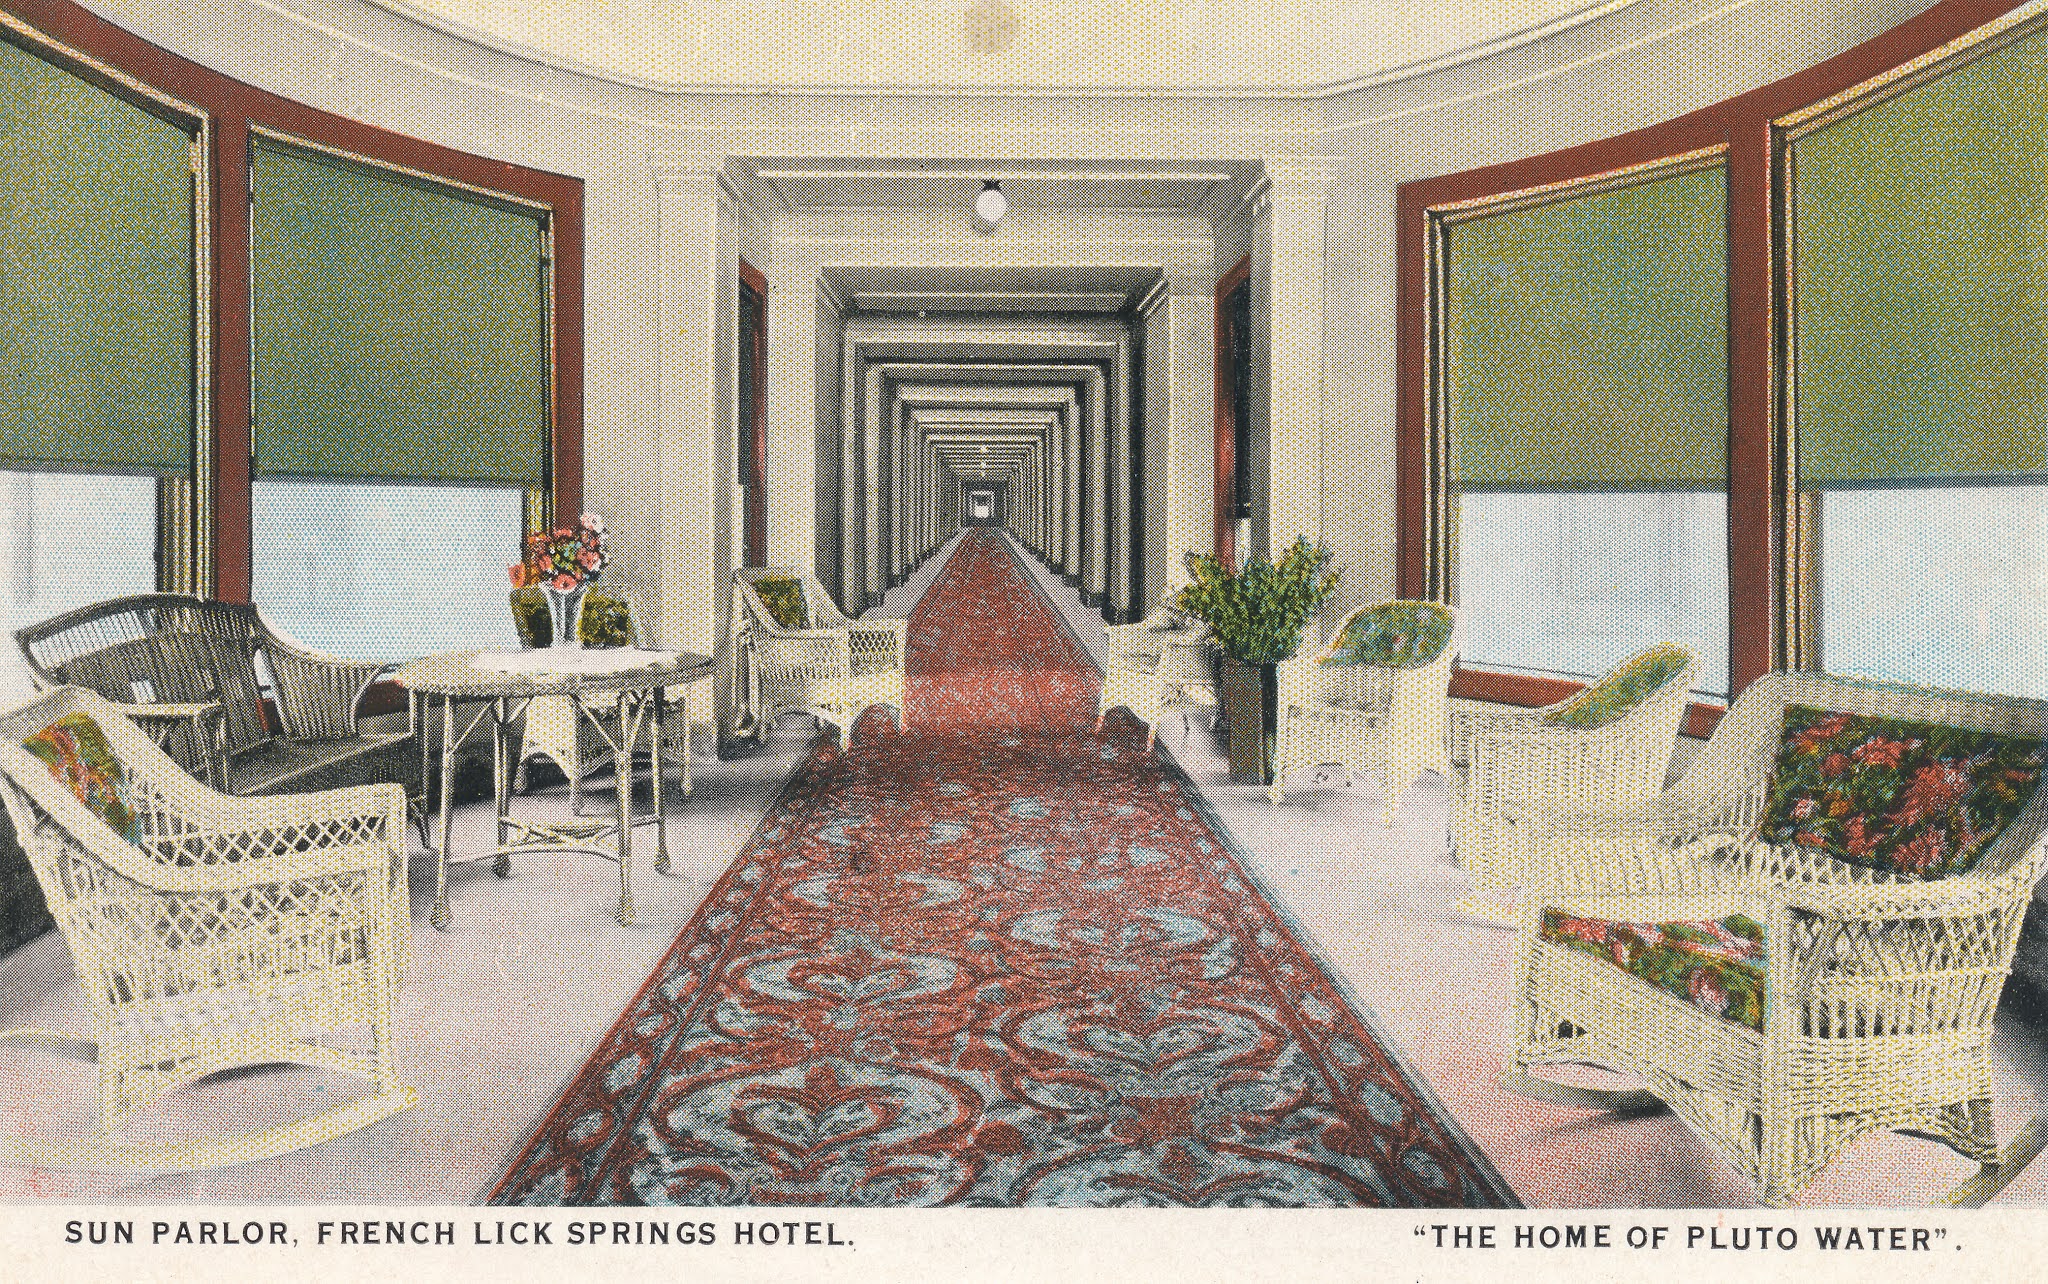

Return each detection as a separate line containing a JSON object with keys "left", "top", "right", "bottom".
{"left": 360, "top": 0, "right": 1652, "bottom": 99}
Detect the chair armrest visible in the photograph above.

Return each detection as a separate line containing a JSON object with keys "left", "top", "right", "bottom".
{"left": 262, "top": 630, "right": 391, "bottom": 739}
{"left": 116, "top": 783, "right": 408, "bottom": 893}
{"left": 1516, "top": 806, "right": 1757, "bottom": 897}
{"left": 81, "top": 699, "right": 228, "bottom": 785}
{"left": 1765, "top": 867, "right": 2034, "bottom": 922}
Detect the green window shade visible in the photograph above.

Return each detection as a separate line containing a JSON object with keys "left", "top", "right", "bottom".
{"left": 1792, "top": 27, "right": 2048, "bottom": 488}
{"left": 1, "top": 39, "right": 194, "bottom": 473}
{"left": 251, "top": 141, "right": 547, "bottom": 485}
{"left": 1447, "top": 164, "right": 1728, "bottom": 491}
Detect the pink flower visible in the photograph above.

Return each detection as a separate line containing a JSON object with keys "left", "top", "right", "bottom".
{"left": 1791, "top": 798, "right": 1817, "bottom": 820}
{"left": 1843, "top": 815, "right": 1879, "bottom": 857}
{"left": 577, "top": 548, "right": 601, "bottom": 571}
{"left": 580, "top": 512, "right": 605, "bottom": 535}
{"left": 550, "top": 572, "right": 578, "bottom": 591}
{"left": 1688, "top": 968, "right": 1730, "bottom": 1015}
{"left": 1892, "top": 759, "right": 1971, "bottom": 827}
{"left": 1820, "top": 753, "right": 1850, "bottom": 777}
{"left": 1852, "top": 737, "right": 1917, "bottom": 769}
{"left": 1893, "top": 829, "right": 1947, "bottom": 875}
{"left": 1794, "top": 713, "right": 1853, "bottom": 753}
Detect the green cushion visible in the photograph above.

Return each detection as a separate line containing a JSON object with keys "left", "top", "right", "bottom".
{"left": 1320, "top": 601, "right": 1453, "bottom": 669}
{"left": 510, "top": 588, "right": 632, "bottom": 648}
{"left": 1541, "top": 908, "right": 1765, "bottom": 1030}
{"left": 577, "top": 593, "right": 633, "bottom": 648}
{"left": 1757, "top": 704, "right": 2045, "bottom": 879}
{"left": 23, "top": 712, "right": 140, "bottom": 844}
{"left": 509, "top": 588, "right": 550, "bottom": 648}
{"left": 1543, "top": 644, "right": 1692, "bottom": 729}
{"left": 752, "top": 577, "right": 809, "bottom": 630}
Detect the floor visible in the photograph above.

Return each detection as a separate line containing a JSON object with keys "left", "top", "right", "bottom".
{"left": 2, "top": 530, "right": 2047, "bottom": 1208}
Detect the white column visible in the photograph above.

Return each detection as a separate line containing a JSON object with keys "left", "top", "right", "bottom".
{"left": 1162, "top": 275, "right": 1213, "bottom": 590}
{"left": 1263, "top": 161, "right": 1334, "bottom": 553}
{"left": 765, "top": 261, "right": 816, "bottom": 571}
{"left": 652, "top": 158, "right": 726, "bottom": 661}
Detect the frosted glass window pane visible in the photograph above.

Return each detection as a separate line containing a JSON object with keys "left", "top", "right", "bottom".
{"left": 0, "top": 470, "right": 158, "bottom": 700}
{"left": 1455, "top": 490, "right": 1729, "bottom": 698}
{"left": 252, "top": 478, "right": 525, "bottom": 664}
{"left": 1818, "top": 485, "right": 2048, "bottom": 699}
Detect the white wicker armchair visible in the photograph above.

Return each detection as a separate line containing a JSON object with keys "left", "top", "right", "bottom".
{"left": 1506, "top": 671, "right": 2048, "bottom": 1205}
{"left": 1094, "top": 600, "right": 1216, "bottom": 751}
{"left": 732, "top": 569, "right": 907, "bottom": 750}
{"left": 0, "top": 685, "right": 414, "bottom": 1171}
{"left": 1269, "top": 601, "right": 1457, "bottom": 819}
{"left": 1450, "top": 644, "right": 1696, "bottom": 904}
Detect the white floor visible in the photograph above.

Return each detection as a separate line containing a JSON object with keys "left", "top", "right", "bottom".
{"left": 2, "top": 531, "right": 2046, "bottom": 1209}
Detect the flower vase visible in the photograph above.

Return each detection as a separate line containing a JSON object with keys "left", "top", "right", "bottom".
{"left": 543, "top": 584, "right": 587, "bottom": 649}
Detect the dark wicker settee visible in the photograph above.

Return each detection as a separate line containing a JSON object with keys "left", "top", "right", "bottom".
{"left": 15, "top": 594, "right": 416, "bottom": 799}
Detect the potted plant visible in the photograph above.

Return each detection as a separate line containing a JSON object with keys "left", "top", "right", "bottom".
{"left": 1175, "top": 537, "right": 1339, "bottom": 783}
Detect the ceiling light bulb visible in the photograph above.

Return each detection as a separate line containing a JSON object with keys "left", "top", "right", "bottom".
{"left": 975, "top": 180, "right": 1007, "bottom": 225}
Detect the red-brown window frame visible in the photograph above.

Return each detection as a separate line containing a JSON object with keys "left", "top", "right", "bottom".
{"left": 737, "top": 257, "right": 768, "bottom": 569}
{"left": 3, "top": 0, "right": 584, "bottom": 603}
{"left": 1394, "top": 0, "right": 2031, "bottom": 736}
{"left": 1213, "top": 253, "right": 1252, "bottom": 566}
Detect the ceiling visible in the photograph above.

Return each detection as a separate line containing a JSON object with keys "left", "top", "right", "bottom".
{"left": 824, "top": 263, "right": 1166, "bottom": 316}
{"left": 368, "top": 1, "right": 1646, "bottom": 96}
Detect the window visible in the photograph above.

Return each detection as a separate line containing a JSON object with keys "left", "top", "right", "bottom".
{"left": 1787, "top": 21, "right": 2048, "bottom": 700}
{"left": 0, "top": 36, "right": 198, "bottom": 655}
{"left": 1437, "top": 161, "right": 1731, "bottom": 698}
{"left": 248, "top": 139, "right": 552, "bottom": 659}
{"left": 1403, "top": 8, "right": 2047, "bottom": 717}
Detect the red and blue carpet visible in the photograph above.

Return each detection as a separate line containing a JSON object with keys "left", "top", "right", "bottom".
{"left": 489, "top": 530, "right": 1514, "bottom": 1207}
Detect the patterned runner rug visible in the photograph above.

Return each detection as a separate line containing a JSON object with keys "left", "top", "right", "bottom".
{"left": 489, "top": 530, "right": 1514, "bottom": 1206}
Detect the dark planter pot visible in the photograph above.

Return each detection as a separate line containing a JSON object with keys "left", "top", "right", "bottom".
{"left": 1217, "top": 655, "right": 1279, "bottom": 785}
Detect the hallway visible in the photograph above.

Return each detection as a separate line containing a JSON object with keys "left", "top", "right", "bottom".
{"left": 4, "top": 531, "right": 2046, "bottom": 1207}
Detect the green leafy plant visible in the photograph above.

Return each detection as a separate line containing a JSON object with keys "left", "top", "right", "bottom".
{"left": 1175, "top": 537, "right": 1340, "bottom": 665}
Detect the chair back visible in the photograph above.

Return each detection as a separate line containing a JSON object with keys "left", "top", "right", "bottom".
{"left": 1679, "top": 672, "right": 2048, "bottom": 888}
{"left": 16, "top": 595, "right": 272, "bottom": 755}
{"left": 0, "top": 686, "right": 212, "bottom": 941}
{"left": 1542, "top": 644, "right": 1695, "bottom": 731}
{"left": 735, "top": 569, "right": 834, "bottom": 634}
{"left": 1317, "top": 600, "right": 1456, "bottom": 669}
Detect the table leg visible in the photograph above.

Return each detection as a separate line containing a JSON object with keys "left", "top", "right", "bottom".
{"left": 651, "top": 689, "right": 670, "bottom": 875}
{"left": 492, "top": 696, "right": 512, "bottom": 877}
{"left": 431, "top": 694, "right": 456, "bottom": 931}
{"left": 614, "top": 689, "right": 635, "bottom": 926}
{"left": 678, "top": 689, "right": 692, "bottom": 798}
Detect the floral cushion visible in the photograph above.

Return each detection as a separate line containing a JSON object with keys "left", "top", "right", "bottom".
{"left": 23, "top": 712, "right": 140, "bottom": 844}
{"left": 1320, "top": 601, "right": 1453, "bottom": 669}
{"left": 1543, "top": 644, "right": 1692, "bottom": 730}
{"left": 1541, "top": 908, "right": 1766, "bottom": 1030}
{"left": 1756, "top": 704, "right": 2045, "bottom": 880}
{"left": 751, "top": 577, "right": 810, "bottom": 630}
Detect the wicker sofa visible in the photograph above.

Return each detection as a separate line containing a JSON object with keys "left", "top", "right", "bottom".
{"left": 14, "top": 594, "right": 415, "bottom": 803}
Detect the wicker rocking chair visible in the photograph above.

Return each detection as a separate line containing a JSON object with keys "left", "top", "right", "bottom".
{"left": 1269, "top": 600, "right": 1456, "bottom": 819}
{"left": 731, "top": 569, "right": 906, "bottom": 750}
{"left": 1450, "top": 643, "right": 1695, "bottom": 917}
{"left": 1094, "top": 598, "right": 1216, "bottom": 751}
{"left": 1505, "top": 671, "right": 2048, "bottom": 1205}
{"left": 0, "top": 686, "right": 414, "bottom": 1172}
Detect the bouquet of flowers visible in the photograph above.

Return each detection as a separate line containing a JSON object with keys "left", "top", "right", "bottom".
{"left": 509, "top": 513, "right": 607, "bottom": 591}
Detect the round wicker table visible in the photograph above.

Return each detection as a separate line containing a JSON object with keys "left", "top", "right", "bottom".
{"left": 393, "top": 647, "right": 713, "bottom": 929}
